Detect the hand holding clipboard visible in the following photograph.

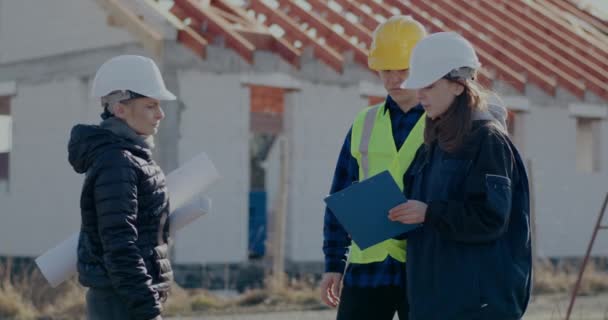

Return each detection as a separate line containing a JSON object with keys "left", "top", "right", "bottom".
{"left": 324, "top": 171, "right": 420, "bottom": 250}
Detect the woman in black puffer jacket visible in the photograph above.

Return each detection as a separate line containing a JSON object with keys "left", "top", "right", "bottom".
{"left": 69, "top": 55, "right": 177, "bottom": 320}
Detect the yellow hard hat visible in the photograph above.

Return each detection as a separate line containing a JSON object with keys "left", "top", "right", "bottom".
{"left": 368, "top": 16, "right": 427, "bottom": 71}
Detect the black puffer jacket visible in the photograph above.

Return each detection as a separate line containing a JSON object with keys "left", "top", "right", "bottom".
{"left": 68, "top": 120, "right": 173, "bottom": 320}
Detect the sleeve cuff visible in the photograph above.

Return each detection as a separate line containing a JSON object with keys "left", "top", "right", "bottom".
{"left": 324, "top": 259, "right": 346, "bottom": 274}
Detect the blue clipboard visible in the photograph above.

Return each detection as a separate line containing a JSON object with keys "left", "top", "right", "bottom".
{"left": 324, "top": 170, "right": 419, "bottom": 250}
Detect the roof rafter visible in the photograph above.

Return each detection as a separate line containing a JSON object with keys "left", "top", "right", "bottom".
{"left": 543, "top": 0, "right": 608, "bottom": 36}
{"left": 248, "top": 0, "right": 344, "bottom": 72}
{"left": 174, "top": 0, "right": 256, "bottom": 62}
{"left": 103, "top": 0, "right": 608, "bottom": 100}
{"left": 478, "top": 0, "right": 608, "bottom": 79}
{"left": 95, "top": 0, "right": 165, "bottom": 59}
{"left": 459, "top": 0, "right": 608, "bottom": 99}
{"left": 306, "top": 0, "right": 373, "bottom": 48}
{"left": 332, "top": 0, "right": 380, "bottom": 32}
{"left": 376, "top": 0, "right": 524, "bottom": 91}
{"left": 173, "top": 0, "right": 300, "bottom": 67}
{"left": 280, "top": 0, "right": 369, "bottom": 66}
{"left": 436, "top": 0, "right": 599, "bottom": 98}
{"left": 517, "top": 0, "right": 608, "bottom": 53}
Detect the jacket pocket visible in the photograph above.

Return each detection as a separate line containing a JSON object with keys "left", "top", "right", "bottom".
{"left": 485, "top": 174, "right": 512, "bottom": 219}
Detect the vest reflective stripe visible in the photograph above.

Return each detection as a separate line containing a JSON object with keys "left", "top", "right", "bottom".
{"left": 359, "top": 105, "right": 381, "bottom": 180}
{"left": 387, "top": 113, "right": 426, "bottom": 189}
{"left": 349, "top": 103, "right": 425, "bottom": 264}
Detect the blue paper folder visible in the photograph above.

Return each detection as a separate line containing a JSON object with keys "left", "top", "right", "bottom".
{"left": 324, "top": 170, "right": 419, "bottom": 250}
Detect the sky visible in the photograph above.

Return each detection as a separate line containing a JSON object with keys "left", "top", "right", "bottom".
{"left": 582, "top": 0, "right": 608, "bottom": 18}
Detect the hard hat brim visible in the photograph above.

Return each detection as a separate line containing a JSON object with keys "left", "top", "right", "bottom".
{"left": 400, "top": 69, "right": 445, "bottom": 90}
{"left": 150, "top": 89, "right": 177, "bottom": 101}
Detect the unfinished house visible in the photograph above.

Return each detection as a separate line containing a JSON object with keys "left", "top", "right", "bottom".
{"left": 0, "top": 0, "right": 606, "bottom": 287}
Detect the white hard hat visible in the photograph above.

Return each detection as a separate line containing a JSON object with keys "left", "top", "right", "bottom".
{"left": 401, "top": 32, "right": 481, "bottom": 89}
{"left": 92, "top": 55, "right": 176, "bottom": 100}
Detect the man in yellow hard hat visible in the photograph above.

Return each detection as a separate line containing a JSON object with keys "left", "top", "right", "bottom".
{"left": 320, "top": 16, "right": 427, "bottom": 320}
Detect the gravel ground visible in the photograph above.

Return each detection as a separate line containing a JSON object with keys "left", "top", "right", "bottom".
{"left": 169, "top": 293, "right": 608, "bottom": 320}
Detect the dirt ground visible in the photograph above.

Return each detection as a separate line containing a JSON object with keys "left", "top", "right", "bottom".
{"left": 169, "top": 293, "right": 608, "bottom": 320}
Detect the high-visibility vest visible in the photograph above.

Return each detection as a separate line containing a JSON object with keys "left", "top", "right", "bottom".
{"left": 348, "top": 103, "right": 425, "bottom": 264}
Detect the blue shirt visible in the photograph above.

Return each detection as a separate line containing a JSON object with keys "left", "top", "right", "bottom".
{"left": 323, "top": 96, "right": 424, "bottom": 288}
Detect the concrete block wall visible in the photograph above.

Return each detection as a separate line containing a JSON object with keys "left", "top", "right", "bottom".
{"left": 0, "top": 0, "right": 133, "bottom": 64}
{"left": 0, "top": 77, "right": 96, "bottom": 256}
{"left": 1, "top": 69, "right": 606, "bottom": 264}
{"left": 175, "top": 70, "right": 249, "bottom": 264}
{"left": 0, "top": 0, "right": 605, "bottom": 264}
{"left": 521, "top": 103, "right": 608, "bottom": 257}
{"left": 285, "top": 83, "right": 368, "bottom": 262}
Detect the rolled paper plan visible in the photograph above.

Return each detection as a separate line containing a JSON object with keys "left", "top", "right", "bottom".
{"left": 35, "top": 152, "right": 220, "bottom": 287}
{"left": 169, "top": 194, "right": 211, "bottom": 235}
{"left": 34, "top": 233, "right": 79, "bottom": 288}
{"left": 166, "top": 152, "right": 220, "bottom": 210}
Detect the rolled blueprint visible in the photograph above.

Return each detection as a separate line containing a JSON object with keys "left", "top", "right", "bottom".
{"left": 35, "top": 152, "right": 220, "bottom": 287}
{"left": 169, "top": 194, "right": 211, "bottom": 235}
{"left": 166, "top": 152, "right": 220, "bottom": 210}
{"left": 34, "top": 233, "right": 79, "bottom": 288}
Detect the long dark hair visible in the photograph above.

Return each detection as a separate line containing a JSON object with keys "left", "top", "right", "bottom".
{"left": 424, "top": 80, "right": 487, "bottom": 153}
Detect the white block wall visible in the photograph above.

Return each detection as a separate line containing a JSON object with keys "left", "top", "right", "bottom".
{"left": 0, "top": 59, "right": 606, "bottom": 263}
{"left": 523, "top": 104, "right": 608, "bottom": 257}
{"left": 285, "top": 83, "right": 368, "bottom": 262}
{"left": 0, "top": 0, "right": 132, "bottom": 64}
{"left": 175, "top": 70, "right": 249, "bottom": 264}
{"left": 0, "top": 77, "right": 98, "bottom": 256}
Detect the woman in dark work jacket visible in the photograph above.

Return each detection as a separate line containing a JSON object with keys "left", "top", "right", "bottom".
{"left": 388, "top": 32, "right": 532, "bottom": 320}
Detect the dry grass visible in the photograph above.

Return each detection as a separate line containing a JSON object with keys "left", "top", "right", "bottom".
{"left": 163, "top": 275, "right": 324, "bottom": 317}
{"left": 0, "top": 258, "right": 606, "bottom": 318}
{"left": 164, "top": 285, "right": 230, "bottom": 315}
{"left": 0, "top": 285, "right": 37, "bottom": 320}
{"left": 233, "top": 286, "right": 321, "bottom": 308}
{"left": 0, "top": 258, "right": 86, "bottom": 320}
{"left": 533, "top": 259, "right": 608, "bottom": 295}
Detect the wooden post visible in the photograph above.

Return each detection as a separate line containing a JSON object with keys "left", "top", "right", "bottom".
{"left": 270, "top": 136, "right": 289, "bottom": 290}
{"left": 94, "top": 0, "right": 165, "bottom": 60}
